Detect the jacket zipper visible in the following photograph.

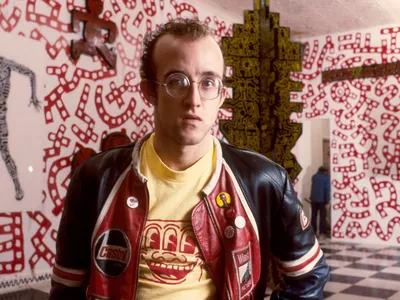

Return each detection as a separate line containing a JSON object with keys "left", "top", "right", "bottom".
{"left": 202, "top": 193, "right": 223, "bottom": 242}
{"left": 225, "top": 285, "right": 232, "bottom": 300}
{"left": 200, "top": 193, "right": 232, "bottom": 300}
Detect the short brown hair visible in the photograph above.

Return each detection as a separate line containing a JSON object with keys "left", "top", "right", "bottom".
{"left": 140, "top": 18, "right": 212, "bottom": 81}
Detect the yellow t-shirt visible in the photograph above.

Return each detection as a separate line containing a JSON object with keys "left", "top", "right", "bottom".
{"left": 137, "top": 134, "right": 216, "bottom": 299}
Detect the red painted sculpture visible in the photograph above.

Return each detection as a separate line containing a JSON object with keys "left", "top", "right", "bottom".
{"left": 71, "top": 0, "right": 117, "bottom": 68}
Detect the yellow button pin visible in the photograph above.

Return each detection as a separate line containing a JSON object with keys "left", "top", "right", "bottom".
{"left": 216, "top": 192, "right": 232, "bottom": 208}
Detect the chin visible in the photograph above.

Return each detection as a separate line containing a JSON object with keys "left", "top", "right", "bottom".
{"left": 175, "top": 131, "right": 209, "bottom": 146}
{"left": 177, "top": 137, "right": 203, "bottom": 146}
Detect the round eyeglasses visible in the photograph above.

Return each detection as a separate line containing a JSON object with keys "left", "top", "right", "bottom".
{"left": 152, "top": 73, "right": 224, "bottom": 100}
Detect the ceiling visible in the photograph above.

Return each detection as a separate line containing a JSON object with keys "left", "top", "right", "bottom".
{"left": 210, "top": 0, "right": 400, "bottom": 39}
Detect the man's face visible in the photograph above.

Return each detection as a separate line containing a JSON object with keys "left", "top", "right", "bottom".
{"left": 150, "top": 34, "right": 225, "bottom": 147}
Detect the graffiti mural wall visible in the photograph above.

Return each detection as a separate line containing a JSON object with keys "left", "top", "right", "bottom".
{"left": 0, "top": 33, "right": 45, "bottom": 211}
{"left": 0, "top": 0, "right": 235, "bottom": 291}
{"left": 292, "top": 25, "right": 400, "bottom": 245}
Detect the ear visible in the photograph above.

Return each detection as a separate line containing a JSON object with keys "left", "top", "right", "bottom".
{"left": 218, "top": 87, "right": 227, "bottom": 108}
{"left": 140, "top": 79, "right": 157, "bottom": 105}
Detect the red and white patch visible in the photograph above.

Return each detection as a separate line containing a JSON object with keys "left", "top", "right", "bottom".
{"left": 232, "top": 243, "right": 253, "bottom": 299}
{"left": 94, "top": 229, "right": 131, "bottom": 277}
{"left": 300, "top": 208, "right": 310, "bottom": 230}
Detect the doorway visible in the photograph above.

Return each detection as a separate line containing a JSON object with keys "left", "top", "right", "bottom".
{"left": 291, "top": 119, "right": 331, "bottom": 235}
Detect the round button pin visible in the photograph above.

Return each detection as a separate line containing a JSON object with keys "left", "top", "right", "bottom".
{"left": 225, "top": 206, "right": 236, "bottom": 219}
{"left": 224, "top": 226, "right": 235, "bottom": 239}
{"left": 216, "top": 192, "right": 232, "bottom": 208}
{"left": 234, "top": 216, "right": 246, "bottom": 229}
{"left": 126, "top": 196, "right": 138, "bottom": 208}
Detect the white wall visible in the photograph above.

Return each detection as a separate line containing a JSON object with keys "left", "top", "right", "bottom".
{"left": 292, "top": 119, "right": 330, "bottom": 206}
{"left": 0, "top": 0, "right": 241, "bottom": 292}
{"left": 291, "top": 24, "right": 400, "bottom": 245}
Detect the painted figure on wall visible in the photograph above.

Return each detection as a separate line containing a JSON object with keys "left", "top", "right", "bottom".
{"left": 0, "top": 56, "right": 41, "bottom": 200}
{"left": 71, "top": 0, "right": 118, "bottom": 68}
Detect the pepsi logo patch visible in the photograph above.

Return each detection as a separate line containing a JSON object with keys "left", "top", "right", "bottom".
{"left": 94, "top": 229, "right": 131, "bottom": 277}
{"left": 300, "top": 208, "right": 310, "bottom": 230}
{"left": 232, "top": 243, "right": 253, "bottom": 298}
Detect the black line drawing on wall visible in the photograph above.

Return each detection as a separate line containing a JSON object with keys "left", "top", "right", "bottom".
{"left": 0, "top": 56, "right": 41, "bottom": 200}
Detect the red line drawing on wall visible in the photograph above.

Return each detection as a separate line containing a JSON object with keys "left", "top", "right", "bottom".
{"left": 292, "top": 26, "right": 400, "bottom": 243}
{"left": 0, "top": 0, "right": 234, "bottom": 280}
{"left": 0, "top": 213, "right": 24, "bottom": 273}
{"left": 27, "top": 211, "right": 56, "bottom": 270}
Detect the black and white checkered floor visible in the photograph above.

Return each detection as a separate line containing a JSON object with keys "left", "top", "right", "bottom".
{"left": 320, "top": 238, "right": 400, "bottom": 299}
{"left": 2, "top": 238, "right": 400, "bottom": 300}
{"left": 265, "top": 238, "right": 400, "bottom": 299}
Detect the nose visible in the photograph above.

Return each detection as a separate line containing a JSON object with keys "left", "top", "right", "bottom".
{"left": 183, "top": 82, "right": 202, "bottom": 108}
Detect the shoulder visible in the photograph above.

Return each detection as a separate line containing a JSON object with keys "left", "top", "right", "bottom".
{"left": 219, "top": 141, "right": 288, "bottom": 185}
{"left": 220, "top": 140, "right": 284, "bottom": 171}
{"left": 75, "top": 142, "right": 136, "bottom": 180}
{"left": 323, "top": 174, "right": 330, "bottom": 182}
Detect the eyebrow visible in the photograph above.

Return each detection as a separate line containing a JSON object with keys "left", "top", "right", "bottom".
{"left": 202, "top": 71, "right": 222, "bottom": 78}
{"left": 163, "top": 70, "right": 222, "bottom": 80}
{"left": 163, "top": 69, "right": 185, "bottom": 79}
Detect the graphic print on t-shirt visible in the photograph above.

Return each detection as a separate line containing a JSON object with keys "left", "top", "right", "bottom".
{"left": 139, "top": 220, "right": 204, "bottom": 285}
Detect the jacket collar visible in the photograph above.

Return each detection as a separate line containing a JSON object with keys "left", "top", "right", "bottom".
{"left": 131, "top": 133, "right": 223, "bottom": 195}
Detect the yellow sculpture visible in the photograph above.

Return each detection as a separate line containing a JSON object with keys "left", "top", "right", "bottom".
{"left": 220, "top": 0, "right": 303, "bottom": 182}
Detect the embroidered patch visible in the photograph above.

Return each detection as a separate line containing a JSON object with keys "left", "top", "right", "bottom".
{"left": 300, "top": 208, "right": 310, "bottom": 230}
{"left": 94, "top": 229, "right": 131, "bottom": 277}
{"left": 232, "top": 243, "right": 253, "bottom": 299}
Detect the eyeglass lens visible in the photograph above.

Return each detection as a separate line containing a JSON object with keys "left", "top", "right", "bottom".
{"left": 165, "top": 73, "right": 222, "bottom": 100}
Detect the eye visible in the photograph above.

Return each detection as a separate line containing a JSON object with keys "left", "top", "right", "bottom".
{"left": 201, "top": 78, "right": 218, "bottom": 89}
{"left": 169, "top": 79, "right": 184, "bottom": 86}
{"left": 167, "top": 74, "right": 189, "bottom": 88}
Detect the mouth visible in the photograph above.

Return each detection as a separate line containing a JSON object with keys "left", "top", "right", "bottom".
{"left": 182, "top": 115, "right": 202, "bottom": 123}
{"left": 147, "top": 261, "right": 197, "bottom": 282}
{"left": 182, "top": 115, "right": 201, "bottom": 121}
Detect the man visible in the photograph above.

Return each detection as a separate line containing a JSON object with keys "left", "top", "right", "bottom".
{"left": 310, "top": 166, "right": 331, "bottom": 239}
{"left": 50, "top": 18, "right": 329, "bottom": 299}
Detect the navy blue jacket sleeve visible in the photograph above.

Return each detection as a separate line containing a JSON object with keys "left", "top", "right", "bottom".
{"left": 324, "top": 175, "right": 331, "bottom": 204}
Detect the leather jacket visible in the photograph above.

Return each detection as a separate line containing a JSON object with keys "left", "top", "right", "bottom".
{"left": 50, "top": 136, "right": 329, "bottom": 300}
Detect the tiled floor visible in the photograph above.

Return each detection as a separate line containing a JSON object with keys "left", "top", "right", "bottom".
{"left": 264, "top": 238, "right": 400, "bottom": 299}
{"left": 320, "top": 238, "right": 400, "bottom": 300}
{"left": 2, "top": 239, "right": 400, "bottom": 299}
{"left": 0, "top": 289, "right": 48, "bottom": 300}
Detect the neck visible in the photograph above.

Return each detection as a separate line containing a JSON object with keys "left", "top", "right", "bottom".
{"left": 152, "top": 133, "right": 212, "bottom": 171}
